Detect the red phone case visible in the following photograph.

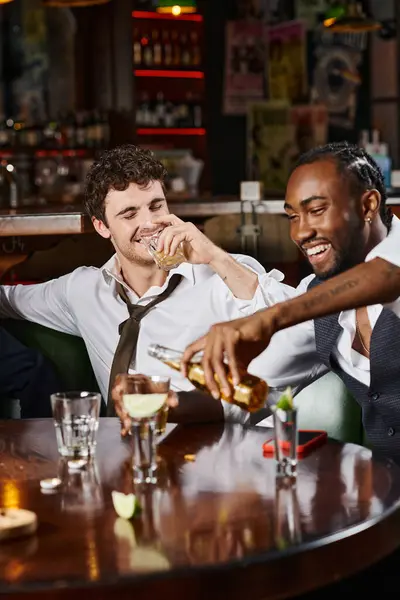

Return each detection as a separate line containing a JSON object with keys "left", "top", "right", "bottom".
{"left": 262, "top": 429, "right": 327, "bottom": 458}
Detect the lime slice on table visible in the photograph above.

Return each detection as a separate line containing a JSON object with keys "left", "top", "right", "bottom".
{"left": 123, "top": 393, "right": 167, "bottom": 419}
{"left": 130, "top": 547, "right": 170, "bottom": 571}
{"left": 112, "top": 491, "right": 141, "bottom": 520}
{"left": 275, "top": 386, "right": 294, "bottom": 411}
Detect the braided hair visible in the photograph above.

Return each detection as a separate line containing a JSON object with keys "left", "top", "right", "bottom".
{"left": 292, "top": 141, "right": 393, "bottom": 230}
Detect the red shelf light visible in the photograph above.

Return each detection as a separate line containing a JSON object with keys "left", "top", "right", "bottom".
{"left": 132, "top": 10, "right": 203, "bottom": 22}
{"left": 137, "top": 128, "right": 206, "bottom": 136}
{"left": 135, "top": 69, "right": 204, "bottom": 79}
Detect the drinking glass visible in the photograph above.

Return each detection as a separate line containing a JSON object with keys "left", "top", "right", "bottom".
{"left": 51, "top": 392, "right": 101, "bottom": 459}
{"left": 140, "top": 231, "right": 186, "bottom": 271}
{"left": 272, "top": 406, "right": 298, "bottom": 478}
{"left": 119, "top": 374, "right": 170, "bottom": 484}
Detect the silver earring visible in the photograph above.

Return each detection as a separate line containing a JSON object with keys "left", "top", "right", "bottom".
{"left": 366, "top": 217, "right": 372, "bottom": 224}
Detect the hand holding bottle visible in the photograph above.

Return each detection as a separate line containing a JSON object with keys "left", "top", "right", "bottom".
{"left": 181, "top": 310, "right": 276, "bottom": 401}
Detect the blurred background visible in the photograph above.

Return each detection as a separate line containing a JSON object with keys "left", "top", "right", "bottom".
{"left": 0, "top": 0, "right": 399, "bottom": 286}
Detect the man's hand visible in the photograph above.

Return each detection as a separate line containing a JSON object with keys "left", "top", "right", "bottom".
{"left": 152, "top": 214, "right": 220, "bottom": 265}
{"left": 112, "top": 374, "right": 178, "bottom": 437}
{"left": 181, "top": 308, "right": 279, "bottom": 400}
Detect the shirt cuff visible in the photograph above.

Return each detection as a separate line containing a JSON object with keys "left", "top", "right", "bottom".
{"left": 229, "top": 269, "right": 294, "bottom": 315}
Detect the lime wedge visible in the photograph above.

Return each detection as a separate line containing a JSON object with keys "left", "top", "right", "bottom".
{"left": 114, "top": 517, "right": 137, "bottom": 546}
{"left": 131, "top": 547, "right": 170, "bottom": 571}
{"left": 123, "top": 393, "right": 167, "bottom": 419}
{"left": 275, "top": 386, "right": 294, "bottom": 411}
{"left": 112, "top": 491, "right": 141, "bottom": 520}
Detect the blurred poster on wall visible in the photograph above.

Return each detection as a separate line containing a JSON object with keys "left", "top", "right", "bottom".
{"left": 247, "top": 101, "right": 328, "bottom": 193}
{"left": 290, "top": 104, "right": 328, "bottom": 160}
{"left": 312, "top": 30, "right": 365, "bottom": 129}
{"left": 247, "top": 101, "right": 294, "bottom": 193}
{"left": 266, "top": 20, "right": 307, "bottom": 103}
{"left": 14, "top": 0, "right": 49, "bottom": 123}
{"left": 223, "top": 20, "right": 266, "bottom": 115}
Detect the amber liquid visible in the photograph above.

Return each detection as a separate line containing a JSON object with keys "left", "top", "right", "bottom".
{"left": 164, "top": 359, "right": 268, "bottom": 413}
{"left": 151, "top": 245, "right": 186, "bottom": 271}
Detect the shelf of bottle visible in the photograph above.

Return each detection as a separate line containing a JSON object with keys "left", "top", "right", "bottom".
{"left": 132, "top": 10, "right": 203, "bottom": 23}
{"left": 134, "top": 69, "right": 204, "bottom": 79}
{"left": 0, "top": 148, "right": 94, "bottom": 158}
{"left": 136, "top": 127, "right": 206, "bottom": 136}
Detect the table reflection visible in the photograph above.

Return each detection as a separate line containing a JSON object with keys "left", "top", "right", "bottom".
{"left": 59, "top": 459, "right": 103, "bottom": 513}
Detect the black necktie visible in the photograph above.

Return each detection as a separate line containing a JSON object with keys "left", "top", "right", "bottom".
{"left": 106, "top": 274, "right": 183, "bottom": 416}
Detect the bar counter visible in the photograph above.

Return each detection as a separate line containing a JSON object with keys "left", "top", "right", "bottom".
{"left": 2, "top": 197, "right": 400, "bottom": 237}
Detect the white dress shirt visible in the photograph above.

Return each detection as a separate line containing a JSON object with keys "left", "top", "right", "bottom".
{"left": 249, "top": 215, "right": 400, "bottom": 397}
{"left": 0, "top": 254, "right": 291, "bottom": 416}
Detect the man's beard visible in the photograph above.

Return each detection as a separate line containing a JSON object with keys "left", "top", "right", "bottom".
{"left": 314, "top": 252, "right": 358, "bottom": 280}
{"left": 313, "top": 240, "right": 364, "bottom": 281}
{"left": 112, "top": 238, "right": 156, "bottom": 267}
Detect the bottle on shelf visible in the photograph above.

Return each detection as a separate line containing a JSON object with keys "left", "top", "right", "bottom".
{"left": 181, "top": 32, "right": 191, "bottom": 66}
{"left": 175, "top": 98, "right": 191, "bottom": 128}
{"left": 162, "top": 29, "right": 173, "bottom": 67}
{"left": 190, "top": 31, "right": 201, "bottom": 66}
{"left": 133, "top": 27, "right": 142, "bottom": 66}
{"left": 171, "top": 30, "right": 181, "bottom": 66}
{"left": 136, "top": 92, "right": 153, "bottom": 127}
{"left": 142, "top": 32, "right": 153, "bottom": 67}
{"left": 152, "top": 29, "right": 162, "bottom": 66}
{"left": 147, "top": 344, "right": 268, "bottom": 412}
{"left": 193, "top": 102, "right": 202, "bottom": 128}
{"left": 155, "top": 92, "right": 166, "bottom": 127}
{"left": 164, "top": 100, "right": 175, "bottom": 128}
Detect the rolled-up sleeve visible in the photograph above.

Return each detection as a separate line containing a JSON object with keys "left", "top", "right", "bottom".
{"left": 215, "top": 254, "right": 298, "bottom": 321}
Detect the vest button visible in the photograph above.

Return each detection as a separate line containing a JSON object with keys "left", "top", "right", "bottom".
{"left": 371, "top": 393, "right": 380, "bottom": 401}
{"left": 388, "top": 427, "right": 395, "bottom": 437}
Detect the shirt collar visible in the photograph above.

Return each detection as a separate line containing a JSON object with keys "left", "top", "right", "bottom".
{"left": 101, "top": 254, "right": 195, "bottom": 288}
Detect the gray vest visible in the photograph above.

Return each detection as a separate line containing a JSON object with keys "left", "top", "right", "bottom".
{"left": 308, "top": 277, "right": 400, "bottom": 458}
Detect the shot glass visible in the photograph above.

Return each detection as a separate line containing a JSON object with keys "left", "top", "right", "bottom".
{"left": 120, "top": 375, "right": 170, "bottom": 484}
{"left": 51, "top": 392, "right": 101, "bottom": 459}
{"left": 272, "top": 406, "right": 298, "bottom": 478}
{"left": 140, "top": 231, "right": 186, "bottom": 271}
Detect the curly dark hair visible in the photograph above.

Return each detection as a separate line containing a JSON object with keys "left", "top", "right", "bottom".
{"left": 84, "top": 144, "right": 168, "bottom": 224}
{"left": 293, "top": 141, "right": 393, "bottom": 231}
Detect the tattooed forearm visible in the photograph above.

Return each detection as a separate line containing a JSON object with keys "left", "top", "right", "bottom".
{"left": 301, "top": 278, "right": 359, "bottom": 310}
{"left": 272, "top": 258, "right": 400, "bottom": 333}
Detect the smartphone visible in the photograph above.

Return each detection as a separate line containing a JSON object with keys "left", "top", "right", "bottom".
{"left": 262, "top": 429, "right": 327, "bottom": 458}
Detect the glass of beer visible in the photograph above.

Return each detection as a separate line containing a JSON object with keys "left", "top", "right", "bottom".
{"left": 140, "top": 230, "right": 186, "bottom": 271}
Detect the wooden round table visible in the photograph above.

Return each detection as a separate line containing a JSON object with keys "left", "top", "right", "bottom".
{"left": 1, "top": 419, "right": 400, "bottom": 599}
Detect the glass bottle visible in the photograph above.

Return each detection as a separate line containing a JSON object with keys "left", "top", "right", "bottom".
{"left": 147, "top": 344, "right": 268, "bottom": 412}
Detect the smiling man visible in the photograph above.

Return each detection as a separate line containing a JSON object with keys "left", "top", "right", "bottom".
{"left": 182, "top": 142, "right": 400, "bottom": 457}
{"left": 0, "top": 144, "right": 286, "bottom": 422}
